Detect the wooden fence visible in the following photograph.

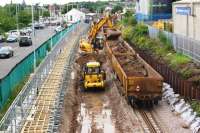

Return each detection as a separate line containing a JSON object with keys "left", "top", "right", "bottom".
{"left": 128, "top": 41, "right": 200, "bottom": 100}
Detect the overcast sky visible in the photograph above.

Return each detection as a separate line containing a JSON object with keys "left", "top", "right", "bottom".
{"left": 0, "top": 0, "right": 110, "bottom": 6}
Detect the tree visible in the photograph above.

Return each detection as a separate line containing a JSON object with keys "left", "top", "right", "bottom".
{"left": 112, "top": 5, "right": 123, "bottom": 13}
{"left": 0, "top": 8, "right": 16, "bottom": 32}
{"left": 42, "top": 10, "right": 50, "bottom": 17}
{"left": 18, "top": 10, "right": 31, "bottom": 27}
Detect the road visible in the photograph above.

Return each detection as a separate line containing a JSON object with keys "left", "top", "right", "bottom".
{"left": 0, "top": 26, "right": 56, "bottom": 79}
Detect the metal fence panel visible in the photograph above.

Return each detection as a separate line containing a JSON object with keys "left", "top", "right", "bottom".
{"left": 0, "top": 23, "right": 78, "bottom": 109}
{"left": 147, "top": 25, "right": 200, "bottom": 62}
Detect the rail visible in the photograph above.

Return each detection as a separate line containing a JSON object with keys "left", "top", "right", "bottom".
{"left": 139, "top": 110, "right": 162, "bottom": 133}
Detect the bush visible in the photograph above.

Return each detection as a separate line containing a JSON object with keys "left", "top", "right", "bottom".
{"left": 122, "top": 26, "right": 134, "bottom": 40}
{"left": 191, "top": 100, "right": 200, "bottom": 117}
{"left": 167, "top": 53, "right": 191, "bottom": 68}
{"left": 133, "top": 23, "right": 148, "bottom": 37}
{"left": 158, "top": 31, "right": 173, "bottom": 51}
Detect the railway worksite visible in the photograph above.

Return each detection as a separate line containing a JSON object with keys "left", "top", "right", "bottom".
{"left": 1, "top": 1, "right": 200, "bottom": 133}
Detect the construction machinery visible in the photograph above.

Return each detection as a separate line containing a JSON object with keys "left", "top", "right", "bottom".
{"left": 80, "top": 61, "right": 106, "bottom": 90}
{"left": 79, "top": 15, "right": 119, "bottom": 53}
{"left": 152, "top": 20, "right": 173, "bottom": 32}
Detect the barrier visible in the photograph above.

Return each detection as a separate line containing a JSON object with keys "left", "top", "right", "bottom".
{"left": 0, "top": 22, "right": 79, "bottom": 109}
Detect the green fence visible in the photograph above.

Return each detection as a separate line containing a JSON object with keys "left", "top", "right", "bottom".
{"left": 0, "top": 22, "right": 78, "bottom": 109}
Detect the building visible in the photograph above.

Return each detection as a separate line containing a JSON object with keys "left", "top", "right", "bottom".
{"left": 173, "top": 0, "right": 200, "bottom": 41}
{"left": 64, "top": 8, "right": 85, "bottom": 23}
{"left": 136, "top": 0, "right": 173, "bottom": 21}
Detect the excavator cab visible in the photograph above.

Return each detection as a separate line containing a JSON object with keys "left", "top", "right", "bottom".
{"left": 81, "top": 61, "right": 106, "bottom": 90}
{"left": 93, "top": 34, "right": 105, "bottom": 50}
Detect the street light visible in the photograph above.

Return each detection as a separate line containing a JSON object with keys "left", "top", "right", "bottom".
{"left": 32, "top": 4, "right": 36, "bottom": 72}
{"left": 16, "top": 4, "right": 19, "bottom": 32}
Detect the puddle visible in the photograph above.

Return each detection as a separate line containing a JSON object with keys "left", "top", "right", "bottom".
{"left": 77, "top": 102, "right": 115, "bottom": 133}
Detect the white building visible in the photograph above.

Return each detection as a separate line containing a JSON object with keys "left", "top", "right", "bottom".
{"left": 64, "top": 8, "right": 85, "bottom": 23}
{"left": 173, "top": 0, "right": 200, "bottom": 41}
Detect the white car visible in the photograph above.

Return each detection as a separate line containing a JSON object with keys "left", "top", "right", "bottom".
{"left": 54, "top": 26, "right": 63, "bottom": 32}
{"left": 7, "top": 34, "right": 18, "bottom": 42}
{"left": 20, "top": 27, "right": 32, "bottom": 35}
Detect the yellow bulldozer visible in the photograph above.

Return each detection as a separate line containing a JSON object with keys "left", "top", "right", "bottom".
{"left": 81, "top": 61, "right": 106, "bottom": 90}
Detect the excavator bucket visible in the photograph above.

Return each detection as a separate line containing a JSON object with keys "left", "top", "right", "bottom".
{"left": 106, "top": 29, "right": 121, "bottom": 40}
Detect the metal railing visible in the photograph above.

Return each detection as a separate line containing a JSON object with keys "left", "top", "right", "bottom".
{"left": 0, "top": 22, "right": 87, "bottom": 133}
{"left": 148, "top": 25, "right": 200, "bottom": 63}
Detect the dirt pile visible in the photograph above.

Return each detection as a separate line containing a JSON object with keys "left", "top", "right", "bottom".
{"left": 107, "top": 39, "right": 148, "bottom": 77}
{"left": 106, "top": 29, "right": 121, "bottom": 40}
{"left": 116, "top": 54, "right": 148, "bottom": 77}
{"left": 75, "top": 53, "right": 106, "bottom": 66}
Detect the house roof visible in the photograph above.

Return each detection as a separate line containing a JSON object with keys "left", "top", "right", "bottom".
{"left": 174, "top": 0, "right": 200, "bottom": 4}
{"left": 65, "top": 8, "right": 85, "bottom": 15}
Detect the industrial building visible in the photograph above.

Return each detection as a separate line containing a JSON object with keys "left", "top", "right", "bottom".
{"left": 173, "top": 0, "right": 200, "bottom": 41}
{"left": 135, "top": 0, "right": 173, "bottom": 21}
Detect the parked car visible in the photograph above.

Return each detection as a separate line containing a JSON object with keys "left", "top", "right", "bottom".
{"left": 0, "top": 34, "right": 6, "bottom": 42}
{"left": 25, "top": 27, "right": 33, "bottom": 33}
{"left": 0, "top": 46, "right": 14, "bottom": 59}
{"left": 9, "top": 30, "right": 20, "bottom": 36}
{"left": 54, "top": 26, "right": 63, "bottom": 33}
{"left": 39, "top": 23, "right": 45, "bottom": 29}
{"left": 19, "top": 36, "right": 32, "bottom": 47}
{"left": 7, "top": 34, "right": 18, "bottom": 42}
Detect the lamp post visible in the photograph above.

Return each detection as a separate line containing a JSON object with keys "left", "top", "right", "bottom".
{"left": 16, "top": 4, "right": 19, "bottom": 32}
{"left": 32, "top": 4, "right": 36, "bottom": 72}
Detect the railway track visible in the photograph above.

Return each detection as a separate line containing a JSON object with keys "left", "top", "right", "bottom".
{"left": 139, "top": 110, "right": 163, "bottom": 133}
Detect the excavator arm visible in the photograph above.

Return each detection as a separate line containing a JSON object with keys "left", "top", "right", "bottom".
{"left": 88, "top": 16, "right": 113, "bottom": 42}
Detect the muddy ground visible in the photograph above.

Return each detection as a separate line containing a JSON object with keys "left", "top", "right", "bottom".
{"left": 59, "top": 50, "right": 145, "bottom": 133}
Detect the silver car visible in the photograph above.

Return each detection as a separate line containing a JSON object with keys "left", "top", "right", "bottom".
{"left": 0, "top": 46, "right": 14, "bottom": 59}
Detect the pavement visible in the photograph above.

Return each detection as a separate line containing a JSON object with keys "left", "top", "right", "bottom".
{"left": 0, "top": 26, "right": 57, "bottom": 79}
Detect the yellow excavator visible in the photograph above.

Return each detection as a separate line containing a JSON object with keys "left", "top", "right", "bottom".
{"left": 79, "top": 15, "right": 114, "bottom": 53}
{"left": 81, "top": 61, "right": 106, "bottom": 90}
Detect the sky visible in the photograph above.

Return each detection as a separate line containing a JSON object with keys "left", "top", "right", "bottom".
{"left": 0, "top": 0, "right": 109, "bottom": 6}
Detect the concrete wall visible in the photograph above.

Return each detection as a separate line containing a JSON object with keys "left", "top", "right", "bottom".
{"left": 173, "top": 2, "right": 200, "bottom": 41}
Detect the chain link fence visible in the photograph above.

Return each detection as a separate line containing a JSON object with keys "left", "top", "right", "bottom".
{"left": 148, "top": 25, "right": 200, "bottom": 63}
{"left": 0, "top": 22, "right": 87, "bottom": 133}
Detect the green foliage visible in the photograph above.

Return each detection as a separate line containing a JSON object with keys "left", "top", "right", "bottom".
{"left": 0, "top": 9, "right": 16, "bottom": 32}
{"left": 191, "top": 100, "right": 200, "bottom": 117}
{"left": 122, "top": 16, "right": 137, "bottom": 27}
{"left": 122, "top": 26, "right": 133, "bottom": 40}
{"left": 158, "top": 31, "right": 173, "bottom": 51}
{"left": 62, "top": 1, "right": 108, "bottom": 14}
{"left": 18, "top": 10, "right": 32, "bottom": 27}
{"left": 133, "top": 23, "right": 148, "bottom": 37}
{"left": 42, "top": 10, "right": 50, "bottom": 18}
{"left": 124, "top": 11, "right": 133, "bottom": 18}
{"left": 112, "top": 5, "right": 123, "bottom": 13}
{"left": 166, "top": 53, "right": 191, "bottom": 68}
{"left": 0, "top": 4, "right": 35, "bottom": 32}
